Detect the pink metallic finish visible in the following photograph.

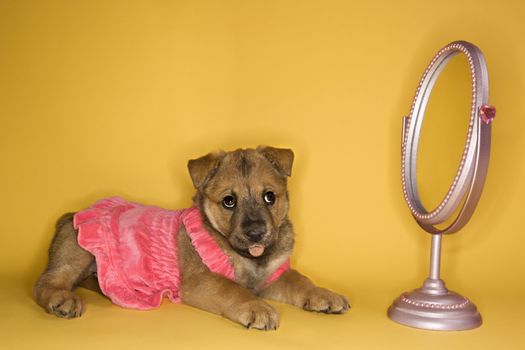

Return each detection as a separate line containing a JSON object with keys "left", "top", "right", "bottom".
{"left": 401, "top": 41, "right": 493, "bottom": 231}
{"left": 388, "top": 279, "right": 482, "bottom": 331}
{"left": 389, "top": 41, "right": 494, "bottom": 331}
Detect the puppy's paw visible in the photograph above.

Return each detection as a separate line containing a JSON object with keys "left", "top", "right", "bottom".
{"left": 303, "top": 287, "right": 350, "bottom": 314}
{"left": 234, "top": 300, "right": 280, "bottom": 330}
{"left": 47, "top": 290, "right": 84, "bottom": 319}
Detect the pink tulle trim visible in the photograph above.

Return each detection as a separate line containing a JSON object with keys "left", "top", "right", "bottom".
{"left": 182, "top": 207, "right": 236, "bottom": 281}
{"left": 264, "top": 259, "right": 291, "bottom": 287}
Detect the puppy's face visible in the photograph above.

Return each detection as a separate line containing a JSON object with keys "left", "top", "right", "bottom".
{"left": 188, "top": 147, "right": 294, "bottom": 259}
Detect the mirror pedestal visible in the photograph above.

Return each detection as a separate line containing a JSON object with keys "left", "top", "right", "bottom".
{"left": 388, "top": 235, "right": 482, "bottom": 331}
{"left": 388, "top": 278, "right": 482, "bottom": 331}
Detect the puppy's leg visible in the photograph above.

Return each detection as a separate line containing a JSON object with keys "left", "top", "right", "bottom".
{"left": 33, "top": 213, "right": 95, "bottom": 319}
{"left": 259, "top": 269, "right": 350, "bottom": 314}
{"left": 178, "top": 229, "right": 279, "bottom": 330}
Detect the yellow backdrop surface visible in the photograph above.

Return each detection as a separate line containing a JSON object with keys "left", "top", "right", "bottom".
{"left": 1, "top": 0, "right": 524, "bottom": 349}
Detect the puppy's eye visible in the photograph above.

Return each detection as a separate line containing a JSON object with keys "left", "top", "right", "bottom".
{"left": 263, "top": 191, "right": 276, "bottom": 205}
{"left": 222, "top": 195, "right": 237, "bottom": 209}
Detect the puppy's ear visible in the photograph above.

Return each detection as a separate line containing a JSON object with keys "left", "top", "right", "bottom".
{"left": 257, "top": 146, "right": 294, "bottom": 177}
{"left": 188, "top": 151, "right": 225, "bottom": 189}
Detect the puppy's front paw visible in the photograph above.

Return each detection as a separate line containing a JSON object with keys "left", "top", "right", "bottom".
{"left": 303, "top": 287, "right": 349, "bottom": 314}
{"left": 234, "top": 300, "right": 279, "bottom": 330}
{"left": 47, "top": 290, "right": 84, "bottom": 319}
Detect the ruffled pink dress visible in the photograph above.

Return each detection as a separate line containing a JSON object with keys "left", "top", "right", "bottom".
{"left": 74, "top": 197, "right": 290, "bottom": 310}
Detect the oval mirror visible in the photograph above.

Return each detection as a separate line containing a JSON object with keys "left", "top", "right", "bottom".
{"left": 416, "top": 54, "right": 472, "bottom": 214}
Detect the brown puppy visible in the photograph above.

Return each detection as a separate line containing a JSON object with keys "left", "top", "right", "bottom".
{"left": 33, "top": 146, "right": 349, "bottom": 330}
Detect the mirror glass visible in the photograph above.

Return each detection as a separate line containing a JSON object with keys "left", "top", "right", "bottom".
{"left": 416, "top": 54, "right": 472, "bottom": 211}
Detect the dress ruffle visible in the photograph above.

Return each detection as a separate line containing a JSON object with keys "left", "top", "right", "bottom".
{"left": 182, "top": 208, "right": 235, "bottom": 282}
{"left": 75, "top": 197, "right": 181, "bottom": 310}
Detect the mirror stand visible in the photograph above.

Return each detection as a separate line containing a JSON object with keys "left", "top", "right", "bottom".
{"left": 388, "top": 234, "right": 482, "bottom": 330}
{"left": 389, "top": 41, "right": 495, "bottom": 331}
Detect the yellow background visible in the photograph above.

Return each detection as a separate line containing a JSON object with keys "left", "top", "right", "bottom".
{"left": 1, "top": 0, "right": 524, "bottom": 349}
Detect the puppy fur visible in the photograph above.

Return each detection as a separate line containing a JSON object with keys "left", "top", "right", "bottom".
{"left": 33, "top": 146, "right": 349, "bottom": 330}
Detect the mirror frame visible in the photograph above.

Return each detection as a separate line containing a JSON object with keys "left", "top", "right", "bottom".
{"left": 401, "top": 41, "right": 495, "bottom": 234}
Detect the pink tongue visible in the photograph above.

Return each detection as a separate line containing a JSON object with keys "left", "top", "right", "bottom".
{"left": 248, "top": 244, "right": 265, "bottom": 257}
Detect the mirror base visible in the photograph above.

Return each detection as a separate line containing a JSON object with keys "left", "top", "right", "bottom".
{"left": 388, "top": 278, "right": 482, "bottom": 331}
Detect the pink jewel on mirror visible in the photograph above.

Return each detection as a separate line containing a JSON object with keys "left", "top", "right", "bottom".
{"left": 479, "top": 104, "right": 496, "bottom": 124}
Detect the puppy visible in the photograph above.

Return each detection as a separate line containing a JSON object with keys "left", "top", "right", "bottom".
{"left": 33, "top": 146, "right": 349, "bottom": 330}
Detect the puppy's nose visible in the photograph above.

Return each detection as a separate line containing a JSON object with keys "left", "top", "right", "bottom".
{"left": 246, "top": 228, "right": 265, "bottom": 242}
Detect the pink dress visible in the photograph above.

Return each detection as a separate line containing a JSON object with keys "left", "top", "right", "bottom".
{"left": 74, "top": 197, "right": 290, "bottom": 310}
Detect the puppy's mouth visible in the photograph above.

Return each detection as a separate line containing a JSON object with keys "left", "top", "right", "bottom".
{"left": 229, "top": 227, "right": 276, "bottom": 259}
{"left": 247, "top": 244, "right": 265, "bottom": 257}
{"left": 233, "top": 241, "right": 270, "bottom": 259}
